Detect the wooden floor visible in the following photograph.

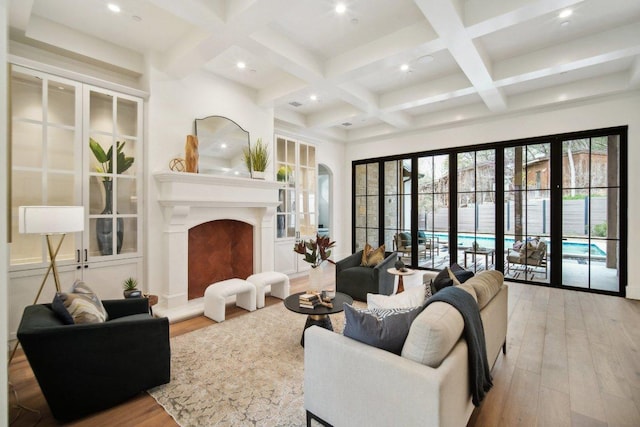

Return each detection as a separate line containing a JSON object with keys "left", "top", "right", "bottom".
{"left": 8, "top": 278, "right": 640, "bottom": 427}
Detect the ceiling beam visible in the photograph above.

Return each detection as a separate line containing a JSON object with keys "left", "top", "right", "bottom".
{"left": 413, "top": 0, "right": 507, "bottom": 112}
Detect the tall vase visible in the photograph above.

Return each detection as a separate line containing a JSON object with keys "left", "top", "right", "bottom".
{"left": 308, "top": 264, "right": 325, "bottom": 292}
{"left": 96, "top": 180, "right": 124, "bottom": 255}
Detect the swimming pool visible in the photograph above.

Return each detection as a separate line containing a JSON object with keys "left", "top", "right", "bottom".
{"left": 427, "top": 233, "right": 606, "bottom": 256}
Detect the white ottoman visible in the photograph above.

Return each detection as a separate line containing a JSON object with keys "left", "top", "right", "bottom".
{"left": 247, "top": 271, "right": 290, "bottom": 309}
{"left": 204, "top": 279, "right": 256, "bottom": 322}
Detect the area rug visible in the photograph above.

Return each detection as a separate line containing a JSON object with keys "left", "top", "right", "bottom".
{"left": 148, "top": 302, "right": 348, "bottom": 427}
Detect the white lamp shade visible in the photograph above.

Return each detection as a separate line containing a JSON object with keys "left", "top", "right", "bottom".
{"left": 19, "top": 206, "right": 85, "bottom": 234}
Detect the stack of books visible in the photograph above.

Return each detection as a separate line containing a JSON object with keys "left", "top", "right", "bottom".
{"left": 299, "top": 293, "right": 321, "bottom": 309}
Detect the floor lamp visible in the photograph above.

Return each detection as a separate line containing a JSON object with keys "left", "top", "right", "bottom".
{"left": 10, "top": 206, "right": 84, "bottom": 362}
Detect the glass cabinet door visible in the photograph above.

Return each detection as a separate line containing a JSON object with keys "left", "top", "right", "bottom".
{"left": 10, "top": 65, "right": 82, "bottom": 268}
{"left": 85, "top": 87, "right": 142, "bottom": 259}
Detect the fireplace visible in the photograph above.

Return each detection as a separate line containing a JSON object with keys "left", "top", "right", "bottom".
{"left": 153, "top": 172, "right": 282, "bottom": 321}
{"left": 188, "top": 219, "right": 254, "bottom": 299}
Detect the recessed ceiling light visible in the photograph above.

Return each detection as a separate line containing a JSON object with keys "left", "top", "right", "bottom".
{"left": 221, "top": 143, "right": 227, "bottom": 149}
{"left": 400, "top": 64, "right": 410, "bottom": 72}
{"left": 237, "top": 61, "right": 246, "bottom": 69}
{"left": 335, "top": 3, "right": 346, "bottom": 14}
{"left": 558, "top": 9, "right": 572, "bottom": 19}
{"left": 107, "top": 3, "right": 121, "bottom": 13}
{"left": 310, "top": 94, "right": 318, "bottom": 101}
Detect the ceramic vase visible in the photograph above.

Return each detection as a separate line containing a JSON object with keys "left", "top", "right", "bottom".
{"left": 96, "top": 180, "right": 124, "bottom": 255}
{"left": 308, "top": 265, "right": 325, "bottom": 292}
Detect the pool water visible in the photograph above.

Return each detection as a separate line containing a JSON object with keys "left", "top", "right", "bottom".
{"left": 428, "top": 233, "right": 606, "bottom": 256}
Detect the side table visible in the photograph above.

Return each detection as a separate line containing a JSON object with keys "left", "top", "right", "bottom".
{"left": 145, "top": 294, "right": 158, "bottom": 315}
{"left": 387, "top": 268, "right": 415, "bottom": 293}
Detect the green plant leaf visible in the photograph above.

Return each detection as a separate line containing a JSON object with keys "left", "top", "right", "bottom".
{"left": 89, "top": 138, "right": 109, "bottom": 163}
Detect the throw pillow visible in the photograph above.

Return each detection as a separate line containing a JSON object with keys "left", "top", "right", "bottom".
{"left": 52, "top": 280, "right": 108, "bottom": 324}
{"left": 367, "top": 284, "right": 428, "bottom": 309}
{"left": 448, "top": 263, "right": 475, "bottom": 285}
{"left": 343, "top": 304, "right": 422, "bottom": 354}
{"left": 361, "top": 244, "right": 385, "bottom": 267}
{"left": 361, "top": 243, "right": 373, "bottom": 265}
{"left": 432, "top": 268, "right": 453, "bottom": 292}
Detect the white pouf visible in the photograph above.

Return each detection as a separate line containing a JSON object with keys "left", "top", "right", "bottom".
{"left": 246, "top": 271, "right": 290, "bottom": 309}
{"left": 204, "top": 279, "right": 256, "bottom": 322}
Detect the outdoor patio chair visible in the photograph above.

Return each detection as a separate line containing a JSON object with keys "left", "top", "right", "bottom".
{"left": 505, "top": 239, "right": 547, "bottom": 280}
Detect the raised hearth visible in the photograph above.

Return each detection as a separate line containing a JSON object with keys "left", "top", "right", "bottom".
{"left": 153, "top": 171, "right": 282, "bottom": 321}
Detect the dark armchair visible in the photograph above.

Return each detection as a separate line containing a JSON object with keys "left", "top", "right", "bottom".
{"left": 17, "top": 298, "right": 171, "bottom": 422}
{"left": 335, "top": 250, "right": 398, "bottom": 301}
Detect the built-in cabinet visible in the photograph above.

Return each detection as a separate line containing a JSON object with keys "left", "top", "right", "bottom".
{"left": 9, "top": 65, "right": 143, "bottom": 335}
{"left": 274, "top": 135, "right": 317, "bottom": 274}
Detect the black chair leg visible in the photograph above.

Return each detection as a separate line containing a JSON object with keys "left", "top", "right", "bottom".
{"left": 502, "top": 340, "right": 507, "bottom": 355}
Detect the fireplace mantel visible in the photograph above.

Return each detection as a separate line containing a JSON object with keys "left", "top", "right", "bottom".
{"left": 153, "top": 171, "right": 282, "bottom": 321}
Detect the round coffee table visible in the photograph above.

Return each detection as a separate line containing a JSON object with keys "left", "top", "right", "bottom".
{"left": 284, "top": 291, "right": 353, "bottom": 347}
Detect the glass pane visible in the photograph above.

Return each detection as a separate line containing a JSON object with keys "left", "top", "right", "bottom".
{"left": 89, "top": 134, "right": 113, "bottom": 178}
{"left": 458, "top": 152, "right": 474, "bottom": 192}
{"left": 90, "top": 178, "right": 110, "bottom": 215}
{"left": 355, "top": 196, "right": 366, "bottom": 228}
{"left": 366, "top": 163, "right": 379, "bottom": 195}
{"left": 458, "top": 193, "right": 476, "bottom": 233}
{"left": 299, "top": 144, "right": 308, "bottom": 167}
{"left": 563, "top": 139, "right": 589, "bottom": 191}
{"left": 117, "top": 97, "right": 137, "bottom": 137}
{"left": 384, "top": 194, "right": 398, "bottom": 229}
{"left": 48, "top": 80, "right": 75, "bottom": 126}
{"left": 355, "top": 228, "right": 366, "bottom": 251}
{"left": 308, "top": 145, "right": 315, "bottom": 166}
{"left": 277, "top": 138, "right": 285, "bottom": 163}
{"left": 562, "top": 189, "right": 589, "bottom": 238}
{"left": 525, "top": 144, "right": 550, "bottom": 191}
{"left": 526, "top": 190, "right": 550, "bottom": 237}
{"left": 286, "top": 140, "right": 295, "bottom": 164}
{"left": 47, "top": 173, "right": 76, "bottom": 205}
{"left": 401, "top": 194, "right": 411, "bottom": 230}
{"left": 384, "top": 161, "right": 399, "bottom": 194}
{"left": 116, "top": 177, "right": 137, "bottom": 215}
{"left": 592, "top": 136, "right": 619, "bottom": 188}
{"left": 355, "top": 164, "right": 366, "bottom": 195}
{"left": 47, "top": 127, "right": 75, "bottom": 171}
{"left": 418, "top": 194, "right": 433, "bottom": 231}
{"left": 366, "top": 228, "right": 379, "bottom": 247}
{"left": 90, "top": 91, "right": 114, "bottom": 133}
{"left": 286, "top": 214, "right": 295, "bottom": 238}
{"left": 115, "top": 138, "right": 137, "bottom": 177}
{"left": 477, "top": 192, "right": 495, "bottom": 234}
{"left": 120, "top": 217, "right": 138, "bottom": 254}
{"left": 11, "top": 170, "right": 43, "bottom": 265}
{"left": 12, "top": 121, "right": 42, "bottom": 168}
{"left": 591, "top": 189, "right": 618, "bottom": 239}
{"left": 11, "top": 69, "right": 42, "bottom": 122}
{"left": 276, "top": 214, "right": 286, "bottom": 238}
{"left": 562, "top": 237, "right": 589, "bottom": 288}
{"left": 590, "top": 240, "right": 618, "bottom": 292}
{"left": 367, "top": 195, "right": 378, "bottom": 228}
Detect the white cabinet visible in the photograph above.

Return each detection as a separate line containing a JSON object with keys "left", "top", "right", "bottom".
{"left": 274, "top": 135, "right": 316, "bottom": 275}
{"left": 8, "top": 65, "right": 144, "bottom": 336}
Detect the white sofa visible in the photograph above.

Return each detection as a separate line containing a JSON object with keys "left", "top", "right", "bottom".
{"left": 304, "top": 270, "right": 508, "bottom": 427}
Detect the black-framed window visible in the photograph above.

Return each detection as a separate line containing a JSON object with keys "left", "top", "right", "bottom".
{"left": 351, "top": 126, "right": 627, "bottom": 297}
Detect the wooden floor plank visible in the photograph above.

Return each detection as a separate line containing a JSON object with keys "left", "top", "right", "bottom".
{"left": 537, "top": 386, "right": 571, "bottom": 427}
{"left": 500, "top": 367, "right": 541, "bottom": 426}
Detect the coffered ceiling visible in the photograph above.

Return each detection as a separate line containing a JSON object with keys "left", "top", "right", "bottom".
{"left": 9, "top": 0, "right": 640, "bottom": 143}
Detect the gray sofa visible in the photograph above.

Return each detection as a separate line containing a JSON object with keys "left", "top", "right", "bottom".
{"left": 304, "top": 270, "right": 508, "bottom": 427}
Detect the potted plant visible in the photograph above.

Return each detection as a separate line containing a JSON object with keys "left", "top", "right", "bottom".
{"left": 123, "top": 277, "right": 141, "bottom": 298}
{"left": 242, "top": 138, "right": 270, "bottom": 179}
{"left": 89, "top": 138, "right": 135, "bottom": 255}
{"left": 294, "top": 234, "right": 336, "bottom": 292}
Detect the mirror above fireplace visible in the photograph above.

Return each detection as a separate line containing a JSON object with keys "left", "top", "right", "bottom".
{"left": 194, "top": 115, "right": 251, "bottom": 177}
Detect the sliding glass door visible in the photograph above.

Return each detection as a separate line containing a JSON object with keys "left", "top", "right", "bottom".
{"left": 560, "top": 135, "right": 622, "bottom": 291}
{"left": 504, "top": 144, "right": 551, "bottom": 283}
{"left": 351, "top": 126, "right": 626, "bottom": 296}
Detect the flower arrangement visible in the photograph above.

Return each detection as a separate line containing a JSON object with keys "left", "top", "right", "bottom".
{"left": 293, "top": 234, "right": 336, "bottom": 268}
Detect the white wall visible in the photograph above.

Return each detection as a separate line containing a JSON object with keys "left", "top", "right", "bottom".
{"left": 343, "top": 92, "right": 640, "bottom": 299}
{"left": 1, "top": 0, "right": 9, "bottom": 419}
{"left": 144, "top": 64, "right": 274, "bottom": 299}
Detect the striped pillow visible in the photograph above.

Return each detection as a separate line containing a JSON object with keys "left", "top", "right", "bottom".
{"left": 52, "top": 280, "right": 108, "bottom": 324}
{"left": 343, "top": 304, "right": 422, "bottom": 354}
